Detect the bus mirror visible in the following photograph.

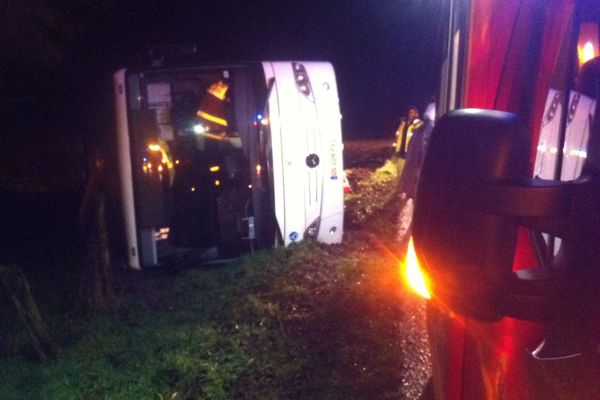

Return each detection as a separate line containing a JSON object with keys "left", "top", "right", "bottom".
{"left": 412, "top": 109, "right": 530, "bottom": 321}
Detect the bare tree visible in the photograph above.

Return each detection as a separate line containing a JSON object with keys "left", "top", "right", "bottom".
{"left": 79, "top": 150, "right": 117, "bottom": 312}
{"left": 0, "top": 264, "right": 55, "bottom": 361}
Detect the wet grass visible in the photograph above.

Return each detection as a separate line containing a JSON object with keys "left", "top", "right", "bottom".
{"left": 0, "top": 140, "right": 430, "bottom": 400}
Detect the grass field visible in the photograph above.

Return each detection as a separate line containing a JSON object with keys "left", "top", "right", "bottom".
{"left": 0, "top": 140, "right": 430, "bottom": 400}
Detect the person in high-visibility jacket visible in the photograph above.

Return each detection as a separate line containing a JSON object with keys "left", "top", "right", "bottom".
{"left": 394, "top": 106, "right": 423, "bottom": 157}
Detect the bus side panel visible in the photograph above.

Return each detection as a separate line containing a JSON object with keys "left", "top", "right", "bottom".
{"left": 262, "top": 61, "right": 344, "bottom": 246}
{"left": 113, "top": 69, "right": 141, "bottom": 269}
{"left": 304, "top": 62, "right": 344, "bottom": 244}
{"left": 263, "top": 61, "right": 317, "bottom": 245}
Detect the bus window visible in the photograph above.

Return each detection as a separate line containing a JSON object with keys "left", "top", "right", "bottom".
{"left": 128, "top": 69, "right": 251, "bottom": 265}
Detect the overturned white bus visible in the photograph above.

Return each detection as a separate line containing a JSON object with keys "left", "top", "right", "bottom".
{"left": 113, "top": 61, "right": 344, "bottom": 269}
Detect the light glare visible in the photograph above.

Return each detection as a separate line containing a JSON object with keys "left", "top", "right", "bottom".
{"left": 404, "top": 236, "right": 431, "bottom": 299}
{"left": 193, "top": 124, "right": 206, "bottom": 134}
{"left": 582, "top": 42, "right": 596, "bottom": 64}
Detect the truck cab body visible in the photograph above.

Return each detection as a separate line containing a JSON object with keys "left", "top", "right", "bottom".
{"left": 406, "top": 1, "right": 600, "bottom": 399}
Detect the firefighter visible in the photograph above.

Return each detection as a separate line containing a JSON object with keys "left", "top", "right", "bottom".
{"left": 394, "top": 106, "right": 423, "bottom": 157}
{"left": 197, "top": 80, "right": 229, "bottom": 132}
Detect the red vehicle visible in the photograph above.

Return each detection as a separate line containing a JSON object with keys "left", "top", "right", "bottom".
{"left": 404, "top": 0, "right": 600, "bottom": 399}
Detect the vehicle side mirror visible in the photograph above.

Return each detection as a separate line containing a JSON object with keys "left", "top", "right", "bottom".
{"left": 413, "top": 109, "right": 600, "bottom": 322}
{"left": 412, "top": 109, "right": 530, "bottom": 321}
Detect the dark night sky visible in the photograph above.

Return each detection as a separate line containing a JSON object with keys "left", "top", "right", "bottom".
{"left": 106, "top": 0, "right": 446, "bottom": 137}
{"left": 2, "top": 0, "right": 445, "bottom": 163}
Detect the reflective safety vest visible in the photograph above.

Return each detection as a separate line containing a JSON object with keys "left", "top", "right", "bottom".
{"left": 197, "top": 81, "right": 229, "bottom": 129}
{"left": 395, "top": 118, "right": 423, "bottom": 155}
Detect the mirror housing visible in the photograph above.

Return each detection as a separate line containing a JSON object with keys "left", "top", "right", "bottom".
{"left": 413, "top": 109, "right": 600, "bottom": 322}
{"left": 412, "top": 109, "right": 530, "bottom": 321}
